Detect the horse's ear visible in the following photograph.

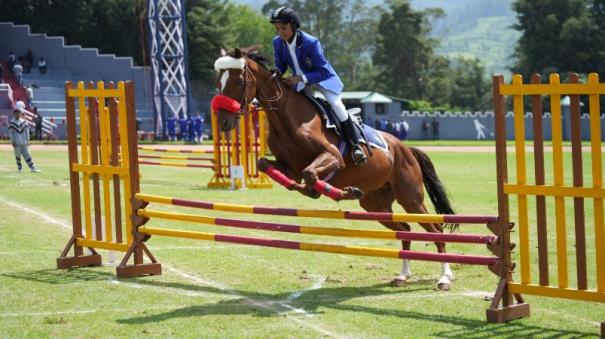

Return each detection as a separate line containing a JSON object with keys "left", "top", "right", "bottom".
{"left": 241, "top": 44, "right": 262, "bottom": 54}
{"left": 232, "top": 48, "right": 243, "bottom": 58}
{"left": 220, "top": 48, "right": 227, "bottom": 57}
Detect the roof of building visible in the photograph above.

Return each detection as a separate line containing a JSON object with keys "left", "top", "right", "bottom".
{"left": 341, "top": 91, "right": 393, "bottom": 103}
{"left": 360, "top": 92, "right": 393, "bottom": 104}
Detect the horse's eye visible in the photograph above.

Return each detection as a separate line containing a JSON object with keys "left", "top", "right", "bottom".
{"left": 236, "top": 78, "right": 243, "bottom": 85}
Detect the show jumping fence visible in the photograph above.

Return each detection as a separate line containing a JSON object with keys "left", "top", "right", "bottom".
{"left": 135, "top": 106, "right": 272, "bottom": 189}
{"left": 56, "top": 77, "right": 604, "bottom": 334}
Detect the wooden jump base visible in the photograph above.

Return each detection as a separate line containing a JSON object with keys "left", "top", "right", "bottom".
{"left": 56, "top": 78, "right": 605, "bottom": 335}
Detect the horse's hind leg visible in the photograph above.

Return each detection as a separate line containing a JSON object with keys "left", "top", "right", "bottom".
{"left": 393, "top": 161, "right": 454, "bottom": 291}
{"left": 392, "top": 182, "right": 453, "bottom": 291}
{"left": 359, "top": 185, "right": 413, "bottom": 286}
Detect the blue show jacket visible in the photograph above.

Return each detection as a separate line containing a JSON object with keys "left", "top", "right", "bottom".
{"left": 272, "top": 30, "right": 344, "bottom": 94}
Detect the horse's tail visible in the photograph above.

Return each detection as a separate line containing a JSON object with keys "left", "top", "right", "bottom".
{"left": 410, "top": 147, "right": 456, "bottom": 225}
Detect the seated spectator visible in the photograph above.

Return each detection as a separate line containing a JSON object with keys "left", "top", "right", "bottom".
{"left": 38, "top": 57, "right": 47, "bottom": 74}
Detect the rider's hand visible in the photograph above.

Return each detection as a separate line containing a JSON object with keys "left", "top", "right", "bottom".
{"left": 285, "top": 75, "right": 303, "bottom": 86}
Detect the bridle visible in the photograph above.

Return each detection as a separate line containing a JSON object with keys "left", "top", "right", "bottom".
{"left": 215, "top": 60, "right": 289, "bottom": 118}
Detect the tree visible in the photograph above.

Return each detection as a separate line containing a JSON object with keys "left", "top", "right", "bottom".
{"left": 373, "top": 0, "right": 442, "bottom": 99}
{"left": 223, "top": 4, "right": 275, "bottom": 56}
{"left": 512, "top": 0, "right": 603, "bottom": 76}
{"left": 449, "top": 58, "right": 490, "bottom": 111}
{"left": 186, "top": 0, "right": 230, "bottom": 82}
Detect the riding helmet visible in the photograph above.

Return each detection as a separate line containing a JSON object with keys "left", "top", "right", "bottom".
{"left": 269, "top": 7, "right": 300, "bottom": 29}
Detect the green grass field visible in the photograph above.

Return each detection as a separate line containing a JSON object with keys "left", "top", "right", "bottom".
{"left": 1, "top": 145, "right": 603, "bottom": 338}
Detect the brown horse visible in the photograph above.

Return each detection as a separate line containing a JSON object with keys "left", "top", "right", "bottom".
{"left": 211, "top": 48, "right": 456, "bottom": 290}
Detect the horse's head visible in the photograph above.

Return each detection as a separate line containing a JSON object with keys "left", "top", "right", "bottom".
{"left": 211, "top": 48, "right": 258, "bottom": 132}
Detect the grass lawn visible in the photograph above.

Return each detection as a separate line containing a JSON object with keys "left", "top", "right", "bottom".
{"left": 0, "top": 145, "right": 603, "bottom": 338}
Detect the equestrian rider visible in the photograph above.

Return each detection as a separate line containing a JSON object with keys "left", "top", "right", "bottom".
{"left": 269, "top": 7, "right": 367, "bottom": 166}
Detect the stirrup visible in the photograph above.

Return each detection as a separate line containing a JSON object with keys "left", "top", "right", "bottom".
{"left": 351, "top": 145, "right": 367, "bottom": 166}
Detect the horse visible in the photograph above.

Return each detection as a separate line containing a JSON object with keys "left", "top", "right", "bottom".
{"left": 211, "top": 48, "right": 456, "bottom": 290}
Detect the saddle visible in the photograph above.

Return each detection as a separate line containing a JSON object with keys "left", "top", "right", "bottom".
{"left": 300, "top": 91, "right": 388, "bottom": 152}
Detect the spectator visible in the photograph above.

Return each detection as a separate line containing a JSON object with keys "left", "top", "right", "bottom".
{"left": 26, "top": 85, "right": 33, "bottom": 106}
{"left": 34, "top": 107, "right": 43, "bottom": 140}
{"left": 187, "top": 114, "right": 195, "bottom": 143}
{"left": 25, "top": 50, "right": 33, "bottom": 73}
{"left": 15, "top": 100, "right": 26, "bottom": 112}
{"left": 13, "top": 62, "right": 23, "bottom": 85}
{"left": 167, "top": 115, "right": 177, "bottom": 141}
{"left": 178, "top": 115, "right": 188, "bottom": 141}
{"left": 431, "top": 117, "right": 440, "bottom": 140}
{"left": 7, "top": 52, "right": 16, "bottom": 79}
{"left": 374, "top": 118, "right": 380, "bottom": 129}
{"left": 421, "top": 118, "right": 430, "bottom": 140}
{"left": 9, "top": 109, "right": 40, "bottom": 172}
{"left": 38, "top": 57, "right": 47, "bottom": 74}
{"left": 192, "top": 112, "right": 203, "bottom": 143}
{"left": 21, "top": 56, "right": 31, "bottom": 74}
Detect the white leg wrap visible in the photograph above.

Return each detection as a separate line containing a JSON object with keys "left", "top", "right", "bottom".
{"left": 437, "top": 263, "right": 453, "bottom": 288}
{"left": 396, "top": 259, "right": 412, "bottom": 281}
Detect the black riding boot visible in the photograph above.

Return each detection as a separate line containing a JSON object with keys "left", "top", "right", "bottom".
{"left": 340, "top": 117, "right": 367, "bottom": 166}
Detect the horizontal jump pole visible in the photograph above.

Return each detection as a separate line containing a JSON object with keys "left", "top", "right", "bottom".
{"left": 138, "top": 226, "right": 499, "bottom": 265}
{"left": 138, "top": 161, "right": 214, "bottom": 169}
{"left": 138, "top": 154, "right": 214, "bottom": 162}
{"left": 138, "top": 209, "right": 499, "bottom": 244}
{"left": 135, "top": 193, "right": 499, "bottom": 224}
{"left": 137, "top": 146, "right": 213, "bottom": 154}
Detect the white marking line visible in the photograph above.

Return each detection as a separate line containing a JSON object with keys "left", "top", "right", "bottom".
{"left": 2, "top": 196, "right": 345, "bottom": 338}
{"left": 163, "top": 265, "right": 344, "bottom": 338}
{"left": 287, "top": 275, "right": 326, "bottom": 302}
{"left": 0, "top": 196, "right": 71, "bottom": 230}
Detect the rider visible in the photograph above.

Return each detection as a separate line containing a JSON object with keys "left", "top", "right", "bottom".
{"left": 269, "top": 7, "right": 367, "bottom": 166}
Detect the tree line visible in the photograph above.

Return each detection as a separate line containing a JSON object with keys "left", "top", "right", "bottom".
{"left": 2, "top": 0, "right": 604, "bottom": 111}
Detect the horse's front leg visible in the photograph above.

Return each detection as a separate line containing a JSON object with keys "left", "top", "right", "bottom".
{"left": 302, "top": 151, "right": 365, "bottom": 200}
{"left": 257, "top": 157, "right": 320, "bottom": 199}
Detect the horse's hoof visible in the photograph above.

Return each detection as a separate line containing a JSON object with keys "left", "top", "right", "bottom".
{"left": 437, "top": 282, "right": 451, "bottom": 291}
{"left": 344, "top": 187, "right": 365, "bottom": 200}
{"left": 391, "top": 278, "right": 407, "bottom": 287}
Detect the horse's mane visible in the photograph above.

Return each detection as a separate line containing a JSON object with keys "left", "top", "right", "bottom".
{"left": 228, "top": 47, "right": 271, "bottom": 70}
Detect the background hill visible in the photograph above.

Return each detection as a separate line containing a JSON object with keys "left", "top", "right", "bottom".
{"left": 235, "top": 0, "right": 519, "bottom": 77}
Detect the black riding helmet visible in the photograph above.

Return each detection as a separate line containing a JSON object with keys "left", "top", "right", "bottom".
{"left": 269, "top": 7, "right": 300, "bottom": 29}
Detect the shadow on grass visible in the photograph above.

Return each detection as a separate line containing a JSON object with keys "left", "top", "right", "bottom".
{"left": 2, "top": 268, "right": 595, "bottom": 337}
{"left": 0, "top": 268, "right": 114, "bottom": 284}
{"left": 113, "top": 276, "right": 594, "bottom": 338}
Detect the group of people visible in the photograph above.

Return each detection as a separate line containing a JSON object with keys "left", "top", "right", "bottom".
{"left": 421, "top": 118, "right": 440, "bottom": 140}
{"left": 1, "top": 51, "right": 48, "bottom": 86}
{"left": 374, "top": 119, "right": 409, "bottom": 140}
{"left": 166, "top": 112, "right": 205, "bottom": 143}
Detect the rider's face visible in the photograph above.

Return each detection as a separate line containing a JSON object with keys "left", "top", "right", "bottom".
{"left": 273, "top": 22, "right": 294, "bottom": 41}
